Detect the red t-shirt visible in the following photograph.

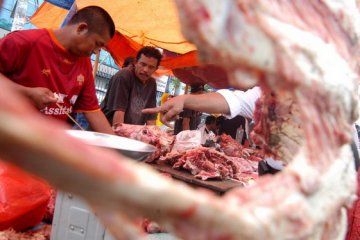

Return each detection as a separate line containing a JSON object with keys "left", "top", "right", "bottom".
{"left": 0, "top": 29, "right": 100, "bottom": 121}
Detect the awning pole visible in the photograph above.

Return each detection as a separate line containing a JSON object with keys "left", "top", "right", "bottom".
{"left": 184, "top": 84, "right": 189, "bottom": 94}
{"left": 92, "top": 50, "right": 101, "bottom": 80}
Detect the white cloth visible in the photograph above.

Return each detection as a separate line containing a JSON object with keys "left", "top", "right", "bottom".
{"left": 217, "top": 86, "right": 261, "bottom": 120}
{"left": 264, "top": 157, "right": 284, "bottom": 170}
{"left": 198, "top": 125, "right": 216, "bottom": 144}
{"left": 172, "top": 130, "right": 202, "bottom": 152}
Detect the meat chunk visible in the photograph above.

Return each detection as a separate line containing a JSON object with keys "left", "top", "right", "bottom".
{"left": 113, "top": 123, "right": 175, "bottom": 162}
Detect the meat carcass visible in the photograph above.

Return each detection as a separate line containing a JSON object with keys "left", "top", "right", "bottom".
{"left": 0, "top": 1, "right": 359, "bottom": 240}
{"left": 175, "top": 0, "right": 360, "bottom": 238}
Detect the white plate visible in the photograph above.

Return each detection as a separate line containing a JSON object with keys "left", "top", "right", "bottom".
{"left": 65, "top": 130, "right": 156, "bottom": 161}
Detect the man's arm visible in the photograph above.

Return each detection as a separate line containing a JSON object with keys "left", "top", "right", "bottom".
{"left": 83, "top": 111, "right": 114, "bottom": 134}
{"left": 143, "top": 92, "right": 230, "bottom": 125}
{"left": 112, "top": 110, "right": 125, "bottom": 126}
{"left": 183, "top": 92, "right": 230, "bottom": 113}
{"left": 182, "top": 117, "right": 190, "bottom": 130}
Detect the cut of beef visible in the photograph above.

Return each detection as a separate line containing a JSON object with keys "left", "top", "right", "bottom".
{"left": 113, "top": 123, "right": 175, "bottom": 162}
{"left": 217, "top": 133, "right": 264, "bottom": 161}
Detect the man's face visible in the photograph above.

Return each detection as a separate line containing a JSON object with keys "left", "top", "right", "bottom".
{"left": 70, "top": 23, "right": 111, "bottom": 57}
{"left": 134, "top": 54, "right": 158, "bottom": 83}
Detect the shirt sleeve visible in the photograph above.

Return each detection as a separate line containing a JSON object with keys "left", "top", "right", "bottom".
{"left": 73, "top": 60, "right": 100, "bottom": 112}
{"left": 0, "top": 31, "right": 31, "bottom": 75}
{"left": 217, "top": 86, "right": 261, "bottom": 120}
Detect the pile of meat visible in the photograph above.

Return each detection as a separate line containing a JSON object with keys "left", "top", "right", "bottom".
{"left": 160, "top": 147, "right": 258, "bottom": 182}
{"left": 114, "top": 123, "right": 262, "bottom": 182}
{"left": 0, "top": 0, "right": 359, "bottom": 239}
{"left": 0, "top": 224, "right": 51, "bottom": 240}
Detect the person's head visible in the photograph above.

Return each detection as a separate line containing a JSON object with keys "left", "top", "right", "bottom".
{"left": 205, "top": 115, "right": 217, "bottom": 131}
{"left": 190, "top": 84, "right": 204, "bottom": 94}
{"left": 65, "top": 6, "right": 115, "bottom": 57}
{"left": 216, "top": 116, "right": 226, "bottom": 127}
{"left": 122, "top": 56, "right": 135, "bottom": 68}
{"left": 134, "top": 46, "right": 163, "bottom": 83}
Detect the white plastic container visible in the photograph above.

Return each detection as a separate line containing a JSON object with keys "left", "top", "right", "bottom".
{"left": 50, "top": 191, "right": 113, "bottom": 240}
{"left": 50, "top": 192, "right": 177, "bottom": 240}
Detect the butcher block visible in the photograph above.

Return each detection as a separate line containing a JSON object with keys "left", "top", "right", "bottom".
{"left": 150, "top": 163, "right": 244, "bottom": 194}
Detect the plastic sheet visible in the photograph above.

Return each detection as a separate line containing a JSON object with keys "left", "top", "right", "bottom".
{"left": 0, "top": 161, "right": 51, "bottom": 231}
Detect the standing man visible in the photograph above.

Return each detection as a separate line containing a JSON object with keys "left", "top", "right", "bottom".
{"left": 0, "top": 6, "right": 115, "bottom": 134}
{"left": 101, "top": 46, "right": 162, "bottom": 126}
{"left": 173, "top": 84, "right": 204, "bottom": 134}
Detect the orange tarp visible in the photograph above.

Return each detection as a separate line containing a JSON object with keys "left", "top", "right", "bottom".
{"left": 105, "top": 32, "right": 198, "bottom": 70}
{"left": 30, "top": 1, "right": 232, "bottom": 88}
{"left": 30, "top": 1, "right": 199, "bottom": 70}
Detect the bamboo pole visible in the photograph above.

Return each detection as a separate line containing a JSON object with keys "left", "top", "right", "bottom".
{"left": 184, "top": 84, "right": 189, "bottom": 94}
{"left": 92, "top": 50, "right": 101, "bottom": 80}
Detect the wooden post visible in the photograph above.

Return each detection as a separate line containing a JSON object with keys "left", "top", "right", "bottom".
{"left": 184, "top": 84, "right": 189, "bottom": 94}
{"left": 92, "top": 50, "right": 101, "bottom": 80}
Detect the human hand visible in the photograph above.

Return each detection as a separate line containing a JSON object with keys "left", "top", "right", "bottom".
{"left": 142, "top": 96, "right": 185, "bottom": 126}
{"left": 26, "top": 87, "right": 58, "bottom": 109}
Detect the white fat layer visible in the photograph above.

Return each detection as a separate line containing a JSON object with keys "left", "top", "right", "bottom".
{"left": 264, "top": 15, "right": 356, "bottom": 88}
{"left": 263, "top": 15, "right": 357, "bottom": 117}
{"left": 323, "top": 0, "right": 360, "bottom": 41}
{"left": 196, "top": 0, "right": 276, "bottom": 72}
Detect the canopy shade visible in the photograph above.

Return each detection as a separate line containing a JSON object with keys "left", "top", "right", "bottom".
{"left": 30, "top": 0, "right": 232, "bottom": 88}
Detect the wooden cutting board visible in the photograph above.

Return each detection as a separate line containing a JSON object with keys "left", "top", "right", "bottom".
{"left": 150, "top": 164, "right": 244, "bottom": 194}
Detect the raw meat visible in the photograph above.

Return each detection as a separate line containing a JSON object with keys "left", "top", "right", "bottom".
{"left": 113, "top": 123, "right": 175, "bottom": 162}
{"left": 160, "top": 146, "right": 258, "bottom": 181}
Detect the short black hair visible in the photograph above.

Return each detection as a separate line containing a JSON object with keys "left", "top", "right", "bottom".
{"left": 216, "top": 116, "right": 226, "bottom": 126}
{"left": 136, "top": 46, "right": 163, "bottom": 68}
{"left": 205, "top": 115, "right": 217, "bottom": 125}
{"left": 122, "top": 56, "right": 135, "bottom": 68}
{"left": 68, "top": 6, "right": 115, "bottom": 38}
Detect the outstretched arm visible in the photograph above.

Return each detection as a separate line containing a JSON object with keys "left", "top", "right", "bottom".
{"left": 142, "top": 92, "right": 230, "bottom": 125}
{"left": 84, "top": 111, "right": 114, "bottom": 135}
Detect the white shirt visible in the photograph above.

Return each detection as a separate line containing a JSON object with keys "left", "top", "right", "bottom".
{"left": 217, "top": 86, "right": 261, "bottom": 120}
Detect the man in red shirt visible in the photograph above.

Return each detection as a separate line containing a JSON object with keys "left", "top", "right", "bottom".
{"left": 0, "top": 6, "right": 115, "bottom": 134}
